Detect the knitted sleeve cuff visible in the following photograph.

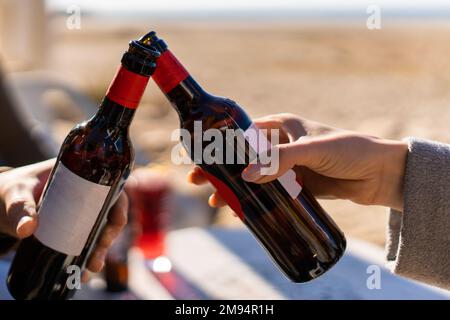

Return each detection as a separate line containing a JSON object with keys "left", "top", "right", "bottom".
{"left": 386, "top": 137, "right": 450, "bottom": 290}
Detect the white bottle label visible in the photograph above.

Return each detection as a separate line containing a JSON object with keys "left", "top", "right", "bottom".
{"left": 34, "top": 163, "right": 111, "bottom": 256}
{"left": 243, "top": 124, "right": 302, "bottom": 199}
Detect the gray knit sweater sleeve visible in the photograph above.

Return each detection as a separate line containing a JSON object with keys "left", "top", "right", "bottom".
{"left": 386, "top": 137, "right": 450, "bottom": 290}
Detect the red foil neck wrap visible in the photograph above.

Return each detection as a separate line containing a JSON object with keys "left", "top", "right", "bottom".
{"left": 152, "top": 50, "right": 189, "bottom": 94}
{"left": 106, "top": 66, "right": 149, "bottom": 109}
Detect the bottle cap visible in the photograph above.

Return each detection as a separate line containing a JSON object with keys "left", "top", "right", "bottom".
{"left": 121, "top": 39, "right": 161, "bottom": 77}
{"left": 138, "top": 31, "right": 168, "bottom": 53}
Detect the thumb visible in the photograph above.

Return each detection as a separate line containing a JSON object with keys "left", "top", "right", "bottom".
{"left": 4, "top": 185, "right": 38, "bottom": 239}
{"left": 242, "top": 139, "right": 323, "bottom": 184}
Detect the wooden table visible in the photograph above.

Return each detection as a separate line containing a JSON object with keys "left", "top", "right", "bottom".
{"left": 1, "top": 227, "right": 449, "bottom": 300}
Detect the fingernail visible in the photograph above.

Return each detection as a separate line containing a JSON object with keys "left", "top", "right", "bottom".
{"left": 17, "top": 216, "right": 33, "bottom": 230}
{"left": 16, "top": 216, "right": 34, "bottom": 237}
{"left": 241, "top": 164, "right": 262, "bottom": 182}
{"left": 208, "top": 194, "right": 217, "bottom": 207}
{"left": 187, "top": 170, "right": 195, "bottom": 182}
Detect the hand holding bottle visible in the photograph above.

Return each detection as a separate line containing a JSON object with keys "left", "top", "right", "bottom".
{"left": 0, "top": 160, "right": 128, "bottom": 280}
{"left": 188, "top": 113, "right": 408, "bottom": 211}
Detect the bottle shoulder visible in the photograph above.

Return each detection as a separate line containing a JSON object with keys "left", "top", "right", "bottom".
{"left": 65, "top": 120, "right": 131, "bottom": 150}
{"left": 179, "top": 94, "right": 253, "bottom": 131}
{"left": 58, "top": 120, "right": 133, "bottom": 185}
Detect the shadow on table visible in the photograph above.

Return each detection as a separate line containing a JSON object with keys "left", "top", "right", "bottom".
{"left": 207, "top": 228, "right": 449, "bottom": 300}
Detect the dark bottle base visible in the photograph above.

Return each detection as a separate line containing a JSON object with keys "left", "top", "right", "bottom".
{"left": 7, "top": 277, "right": 68, "bottom": 300}
{"left": 237, "top": 184, "right": 348, "bottom": 284}
{"left": 7, "top": 266, "right": 79, "bottom": 300}
{"left": 285, "top": 236, "right": 346, "bottom": 283}
{"left": 6, "top": 236, "right": 74, "bottom": 300}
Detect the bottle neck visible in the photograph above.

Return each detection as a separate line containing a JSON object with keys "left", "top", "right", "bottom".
{"left": 96, "top": 98, "right": 136, "bottom": 130}
{"left": 94, "top": 64, "right": 150, "bottom": 129}
{"left": 152, "top": 50, "right": 206, "bottom": 110}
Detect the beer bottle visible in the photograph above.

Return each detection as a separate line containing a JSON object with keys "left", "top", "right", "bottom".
{"left": 7, "top": 38, "right": 160, "bottom": 299}
{"left": 142, "top": 31, "right": 346, "bottom": 282}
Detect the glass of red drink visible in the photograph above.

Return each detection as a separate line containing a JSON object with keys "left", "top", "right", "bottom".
{"left": 127, "top": 166, "right": 171, "bottom": 260}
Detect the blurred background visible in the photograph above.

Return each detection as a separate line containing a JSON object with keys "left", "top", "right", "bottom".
{"left": 1, "top": 0, "right": 450, "bottom": 299}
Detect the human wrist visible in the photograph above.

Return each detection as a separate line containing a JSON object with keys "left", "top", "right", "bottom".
{"left": 376, "top": 139, "right": 408, "bottom": 211}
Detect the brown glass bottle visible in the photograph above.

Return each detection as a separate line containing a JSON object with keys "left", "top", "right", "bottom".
{"left": 103, "top": 199, "right": 137, "bottom": 293}
{"left": 143, "top": 31, "right": 346, "bottom": 282}
{"left": 6, "top": 39, "right": 160, "bottom": 300}
{"left": 104, "top": 226, "right": 131, "bottom": 293}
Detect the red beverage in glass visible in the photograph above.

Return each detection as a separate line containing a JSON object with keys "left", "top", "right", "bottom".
{"left": 128, "top": 167, "right": 171, "bottom": 259}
